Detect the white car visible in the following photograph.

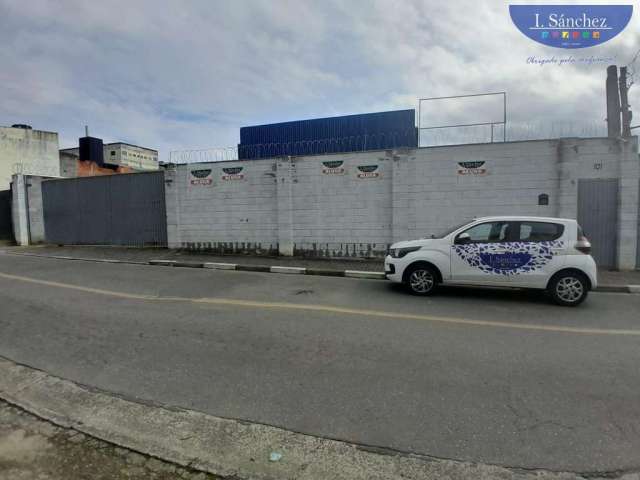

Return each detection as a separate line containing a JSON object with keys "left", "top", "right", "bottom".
{"left": 385, "top": 216, "right": 597, "bottom": 306}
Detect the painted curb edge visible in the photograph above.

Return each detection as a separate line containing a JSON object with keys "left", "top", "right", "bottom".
{"left": 2, "top": 251, "right": 638, "bottom": 292}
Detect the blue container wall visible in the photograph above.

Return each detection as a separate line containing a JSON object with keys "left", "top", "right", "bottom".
{"left": 238, "top": 109, "right": 417, "bottom": 159}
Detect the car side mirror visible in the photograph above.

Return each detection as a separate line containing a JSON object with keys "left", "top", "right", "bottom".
{"left": 455, "top": 232, "right": 471, "bottom": 245}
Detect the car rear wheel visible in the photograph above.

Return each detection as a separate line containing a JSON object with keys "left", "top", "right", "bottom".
{"left": 405, "top": 264, "right": 438, "bottom": 296}
{"left": 548, "top": 271, "right": 589, "bottom": 306}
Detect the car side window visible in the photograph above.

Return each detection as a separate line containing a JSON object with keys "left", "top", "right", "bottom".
{"left": 457, "top": 222, "right": 512, "bottom": 244}
{"left": 518, "top": 222, "right": 564, "bottom": 242}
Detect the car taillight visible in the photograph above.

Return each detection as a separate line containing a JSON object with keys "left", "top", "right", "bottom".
{"left": 575, "top": 235, "right": 592, "bottom": 254}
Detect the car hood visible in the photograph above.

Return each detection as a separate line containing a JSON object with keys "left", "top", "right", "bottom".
{"left": 390, "top": 239, "right": 438, "bottom": 249}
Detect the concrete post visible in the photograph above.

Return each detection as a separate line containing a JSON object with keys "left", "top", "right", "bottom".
{"left": 11, "top": 174, "right": 30, "bottom": 246}
{"left": 164, "top": 168, "right": 182, "bottom": 249}
{"left": 555, "top": 139, "right": 580, "bottom": 220}
{"left": 277, "top": 157, "right": 295, "bottom": 256}
{"left": 391, "top": 152, "right": 412, "bottom": 243}
{"left": 616, "top": 137, "right": 639, "bottom": 269}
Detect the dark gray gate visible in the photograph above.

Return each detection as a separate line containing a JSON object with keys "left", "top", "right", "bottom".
{"left": 0, "top": 189, "right": 12, "bottom": 241}
{"left": 577, "top": 178, "right": 618, "bottom": 268}
{"left": 42, "top": 172, "right": 167, "bottom": 246}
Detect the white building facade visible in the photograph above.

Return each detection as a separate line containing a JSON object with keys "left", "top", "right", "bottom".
{"left": 0, "top": 126, "right": 60, "bottom": 190}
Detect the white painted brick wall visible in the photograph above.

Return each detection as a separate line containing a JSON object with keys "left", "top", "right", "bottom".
{"left": 166, "top": 161, "right": 278, "bottom": 253}
{"left": 164, "top": 137, "right": 638, "bottom": 267}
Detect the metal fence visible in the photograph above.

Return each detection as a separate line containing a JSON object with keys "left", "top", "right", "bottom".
{"left": 42, "top": 172, "right": 167, "bottom": 247}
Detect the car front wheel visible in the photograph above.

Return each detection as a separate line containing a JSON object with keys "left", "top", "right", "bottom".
{"left": 405, "top": 264, "right": 438, "bottom": 296}
{"left": 547, "top": 271, "right": 589, "bottom": 306}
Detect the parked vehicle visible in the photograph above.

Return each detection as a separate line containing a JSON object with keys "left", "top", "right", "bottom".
{"left": 385, "top": 216, "right": 596, "bottom": 306}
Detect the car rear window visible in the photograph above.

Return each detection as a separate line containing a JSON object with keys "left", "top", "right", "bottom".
{"left": 518, "top": 222, "right": 564, "bottom": 242}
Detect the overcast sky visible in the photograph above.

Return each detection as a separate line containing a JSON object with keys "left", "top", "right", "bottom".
{"left": 1, "top": 0, "right": 639, "bottom": 160}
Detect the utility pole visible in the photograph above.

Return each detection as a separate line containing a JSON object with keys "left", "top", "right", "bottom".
{"left": 619, "top": 66, "right": 632, "bottom": 137}
{"left": 606, "top": 65, "right": 622, "bottom": 137}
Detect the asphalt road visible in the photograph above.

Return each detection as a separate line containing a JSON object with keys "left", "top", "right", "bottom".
{"left": 1, "top": 254, "right": 639, "bottom": 474}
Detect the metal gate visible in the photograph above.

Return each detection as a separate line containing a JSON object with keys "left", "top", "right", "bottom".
{"left": 0, "top": 189, "right": 12, "bottom": 241}
{"left": 42, "top": 172, "right": 167, "bottom": 246}
{"left": 577, "top": 178, "right": 618, "bottom": 268}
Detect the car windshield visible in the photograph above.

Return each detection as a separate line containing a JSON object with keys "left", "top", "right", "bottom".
{"left": 429, "top": 221, "right": 472, "bottom": 239}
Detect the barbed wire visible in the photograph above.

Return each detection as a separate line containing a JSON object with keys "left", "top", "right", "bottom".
{"left": 168, "top": 131, "right": 417, "bottom": 164}
{"left": 167, "top": 122, "right": 611, "bottom": 163}
{"left": 168, "top": 147, "right": 238, "bottom": 164}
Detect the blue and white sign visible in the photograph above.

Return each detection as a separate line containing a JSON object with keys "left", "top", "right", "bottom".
{"left": 509, "top": 5, "right": 633, "bottom": 49}
{"left": 454, "top": 241, "right": 563, "bottom": 276}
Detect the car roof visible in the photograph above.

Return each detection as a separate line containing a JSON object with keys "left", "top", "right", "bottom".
{"left": 471, "top": 216, "right": 575, "bottom": 223}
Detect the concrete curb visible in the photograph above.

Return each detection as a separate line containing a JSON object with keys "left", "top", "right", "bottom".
{"left": 149, "top": 259, "right": 385, "bottom": 280}
{"left": 3, "top": 251, "right": 640, "bottom": 293}
{"left": 0, "top": 357, "right": 587, "bottom": 480}
{"left": 594, "top": 284, "right": 638, "bottom": 293}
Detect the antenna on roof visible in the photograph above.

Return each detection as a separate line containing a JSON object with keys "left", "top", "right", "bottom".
{"left": 85, "top": 125, "right": 89, "bottom": 137}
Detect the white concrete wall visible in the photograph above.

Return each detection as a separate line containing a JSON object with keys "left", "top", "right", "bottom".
{"left": 10, "top": 174, "right": 48, "bottom": 245}
{"left": 165, "top": 160, "right": 279, "bottom": 253}
{"left": 139, "top": 137, "right": 640, "bottom": 269}
{"left": 1, "top": 127, "right": 59, "bottom": 190}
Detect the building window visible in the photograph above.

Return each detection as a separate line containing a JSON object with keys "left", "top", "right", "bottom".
{"left": 111, "top": 150, "right": 116, "bottom": 156}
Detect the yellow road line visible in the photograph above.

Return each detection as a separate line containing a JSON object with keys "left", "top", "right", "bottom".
{"left": 0, "top": 271, "right": 638, "bottom": 336}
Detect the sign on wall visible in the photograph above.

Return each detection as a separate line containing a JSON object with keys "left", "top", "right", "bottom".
{"left": 322, "top": 160, "right": 345, "bottom": 175}
{"left": 221, "top": 167, "right": 245, "bottom": 181}
{"left": 189, "top": 169, "right": 213, "bottom": 186}
{"left": 457, "top": 161, "right": 487, "bottom": 176}
{"left": 356, "top": 165, "right": 380, "bottom": 179}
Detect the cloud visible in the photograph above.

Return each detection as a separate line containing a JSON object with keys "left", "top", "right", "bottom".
{"left": 0, "top": 0, "right": 638, "bottom": 158}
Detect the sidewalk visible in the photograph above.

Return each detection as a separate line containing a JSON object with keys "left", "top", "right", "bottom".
{"left": 2, "top": 245, "right": 383, "bottom": 271}
{"left": 0, "top": 400, "right": 218, "bottom": 480}
{"left": 2, "top": 245, "right": 640, "bottom": 290}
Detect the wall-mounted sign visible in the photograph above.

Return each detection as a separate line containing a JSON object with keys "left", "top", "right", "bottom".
{"left": 189, "top": 169, "right": 213, "bottom": 186}
{"left": 356, "top": 165, "right": 380, "bottom": 179}
{"left": 221, "top": 166, "right": 245, "bottom": 181}
{"left": 457, "top": 161, "right": 487, "bottom": 176}
{"left": 322, "top": 160, "right": 345, "bottom": 175}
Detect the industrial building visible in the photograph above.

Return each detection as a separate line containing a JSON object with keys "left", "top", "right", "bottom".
{"left": 0, "top": 124, "right": 60, "bottom": 190}
{"left": 60, "top": 142, "right": 159, "bottom": 172}
{"left": 238, "top": 109, "right": 418, "bottom": 159}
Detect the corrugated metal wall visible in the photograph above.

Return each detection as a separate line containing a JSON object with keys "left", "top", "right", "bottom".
{"left": 238, "top": 109, "right": 417, "bottom": 159}
{"left": 42, "top": 172, "right": 167, "bottom": 246}
{"left": 577, "top": 178, "right": 619, "bottom": 268}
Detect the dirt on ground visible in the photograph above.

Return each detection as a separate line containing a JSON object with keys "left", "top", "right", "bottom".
{"left": 0, "top": 401, "right": 220, "bottom": 480}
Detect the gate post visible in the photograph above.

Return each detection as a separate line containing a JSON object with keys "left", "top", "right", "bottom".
{"left": 11, "top": 174, "right": 30, "bottom": 245}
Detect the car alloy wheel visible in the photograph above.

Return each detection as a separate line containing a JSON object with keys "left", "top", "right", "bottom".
{"left": 555, "top": 276, "right": 584, "bottom": 304}
{"left": 409, "top": 269, "right": 435, "bottom": 294}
